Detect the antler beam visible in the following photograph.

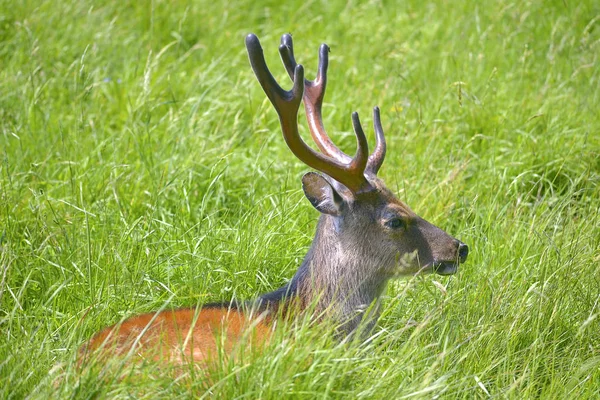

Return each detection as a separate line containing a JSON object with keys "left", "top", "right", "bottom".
{"left": 277, "top": 34, "right": 386, "bottom": 177}
{"left": 246, "top": 33, "right": 385, "bottom": 192}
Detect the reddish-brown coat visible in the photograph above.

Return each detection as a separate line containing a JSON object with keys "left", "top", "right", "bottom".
{"left": 81, "top": 307, "right": 272, "bottom": 365}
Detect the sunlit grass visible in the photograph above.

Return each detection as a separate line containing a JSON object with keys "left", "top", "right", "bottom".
{"left": 1, "top": 0, "right": 599, "bottom": 398}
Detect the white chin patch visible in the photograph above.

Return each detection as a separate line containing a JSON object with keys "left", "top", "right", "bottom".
{"left": 434, "top": 262, "right": 458, "bottom": 276}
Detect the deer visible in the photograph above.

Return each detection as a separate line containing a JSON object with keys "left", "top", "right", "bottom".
{"left": 80, "top": 33, "right": 468, "bottom": 367}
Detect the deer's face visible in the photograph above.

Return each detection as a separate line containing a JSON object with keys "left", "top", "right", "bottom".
{"left": 303, "top": 173, "right": 468, "bottom": 277}
{"left": 247, "top": 33, "right": 469, "bottom": 280}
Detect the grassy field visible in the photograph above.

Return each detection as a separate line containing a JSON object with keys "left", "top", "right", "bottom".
{"left": 1, "top": 0, "right": 599, "bottom": 398}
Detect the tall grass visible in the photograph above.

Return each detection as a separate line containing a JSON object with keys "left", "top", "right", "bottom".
{"left": 1, "top": 0, "right": 599, "bottom": 397}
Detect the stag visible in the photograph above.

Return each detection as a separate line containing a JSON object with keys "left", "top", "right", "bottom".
{"left": 81, "top": 34, "right": 468, "bottom": 365}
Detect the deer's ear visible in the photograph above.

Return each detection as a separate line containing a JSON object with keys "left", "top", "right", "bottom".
{"left": 301, "top": 172, "right": 343, "bottom": 216}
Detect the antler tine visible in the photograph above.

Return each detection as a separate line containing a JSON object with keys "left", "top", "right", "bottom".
{"left": 278, "top": 34, "right": 353, "bottom": 164}
{"left": 350, "top": 112, "right": 370, "bottom": 177}
{"left": 246, "top": 34, "right": 372, "bottom": 193}
{"left": 366, "top": 106, "right": 386, "bottom": 175}
{"left": 246, "top": 34, "right": 302, "bottom": 112}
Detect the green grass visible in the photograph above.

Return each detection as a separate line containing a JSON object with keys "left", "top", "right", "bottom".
{"left": 1, "top": 0, "right": 599, "bottom": 397}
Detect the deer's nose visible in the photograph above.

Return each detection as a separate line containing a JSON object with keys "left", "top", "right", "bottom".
{"left": 458, "top": 242, "right": 469, "bottom": 263}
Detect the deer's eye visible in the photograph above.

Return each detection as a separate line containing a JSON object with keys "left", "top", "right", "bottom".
{"left": 385, "top": 218, "right": 405, "bottom": 230}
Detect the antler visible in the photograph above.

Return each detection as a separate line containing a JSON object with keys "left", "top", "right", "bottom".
{"left": 368, "top": 106, "right": 386, "bottom": 175}
{"left": 277, "top": 34, "right": 386, "bottom": 176}
{"left": 246, "top": 34, "right": 374, "bottom": 193}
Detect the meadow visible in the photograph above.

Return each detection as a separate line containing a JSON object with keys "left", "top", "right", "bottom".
{"left": 1, "top": 0, "right": 599, "bottom": 398}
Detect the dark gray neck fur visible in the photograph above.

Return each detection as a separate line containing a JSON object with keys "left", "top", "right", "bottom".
{"left": 259, "top": 214, "right": 391, "bottom": 335}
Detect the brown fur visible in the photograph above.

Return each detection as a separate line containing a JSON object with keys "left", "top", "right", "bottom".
{"left": 80, "top": 307, "right": 273, "bottom": 367}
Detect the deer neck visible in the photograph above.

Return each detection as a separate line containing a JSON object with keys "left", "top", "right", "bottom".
{"left": 260, "top": 215, "right": 390, "bottom": 335}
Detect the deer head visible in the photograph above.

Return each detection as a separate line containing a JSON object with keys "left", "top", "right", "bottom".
{"left": 246, "top": 34, "right": 468, "bottom": 332}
